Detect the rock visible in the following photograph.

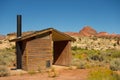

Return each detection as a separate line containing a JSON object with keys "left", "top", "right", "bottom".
{"left": 79, "top": 26, "right": 97, "bottom": 36}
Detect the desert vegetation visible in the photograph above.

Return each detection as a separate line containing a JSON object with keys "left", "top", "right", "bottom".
{"left": 72, "top": 46, "right": 120, "bottom": 70}
{"left": 87, "top": 67, "right": 120, "bottom": 80}
{"left": 72, "top": 36, "right": 120, "bottom": 50}
{"left": 71, "top": 46, "right": 120, "bottom": 80}
{"left": 0, "top": 47, "right": 15, "bottom": 77}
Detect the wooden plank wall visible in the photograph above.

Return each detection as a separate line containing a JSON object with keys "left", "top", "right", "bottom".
{"left": 22, "top": 34, "right": 52, "bottom": 71}
{"left": 53, "top": 41, "right": 72, "bottom": 66}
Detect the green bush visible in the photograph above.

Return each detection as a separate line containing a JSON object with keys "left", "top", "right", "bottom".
{"left": 110, "top": 58, "right": 120, "bottom": 71}
{"left": 106, "top": 49, "right": 120, "bottom": 58}
{"left": 87, "top": 67, "right": 120, "bottom": 80}
{"left": 0, "top": 65, "right": 10, "bottom": 77}
{"left": 72, "top": 48, "right": 100, "bottom": 60}
{"left": 88, "top": 53, "right": 104, "bottom": 62}
{"left": 111, "top": 51, "right": 120, "bottom": 58}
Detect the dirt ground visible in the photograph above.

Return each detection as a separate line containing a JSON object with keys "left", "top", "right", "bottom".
{"left": 0, "top": 66, "right": 89, "bottom": 80}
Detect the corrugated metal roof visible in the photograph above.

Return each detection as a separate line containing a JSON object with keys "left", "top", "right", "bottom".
{"left": 10, "top": 28, "right": 75, "bottom": 42}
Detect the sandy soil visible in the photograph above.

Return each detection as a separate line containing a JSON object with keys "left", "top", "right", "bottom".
{"left": 0, "top": 66, "right": 89, "bottom": 80}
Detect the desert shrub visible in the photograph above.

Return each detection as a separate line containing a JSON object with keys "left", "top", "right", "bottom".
{"left": 72, "top": 48, "right": 120, "bottom": 70}
{"left": 0, "top": 65, "right": 10, "bottom": 77}
{"left": 87, "top": 49, "right": 120, "bottom": 62}
{"left": 88, "top": 53, "right": 104, "bottom": 62}
{"left": 90, "top": 61, "right": 105, "bottom": 68}
{"left": 72, "top": 49, "right": 107, "bottom": 68}
{"left": 87, "top": 67, "right": 120, "bottom": 80}
{"left": 112, "top": 72, "right": 120, "bottom": 80}
{"left": 71, "top": 58, "right": 87, "bottom": 69}
{"left": 0, "top": 48, "right": 15, "bottom": 66}
{"left": 47, "top": 67, "right": 58, "bottom": 78}
{"left": 111, "top": 51, "right": 120, "bottom": 58}
{"left": 73, "top": 53, "right": 87, "bottom": 60}
{"left": 72, "top": 48, "right": 100, "bottom": 60}
{"left": 28, "top": 70, "right": 36, "bottom": 75}
{"left": 71, "top": 58, "right": 80, "bottom": 66}
{"left": 110, "top": 58, "right": 120, "bottom": 71}
{"left": 72, "top": 46, "right": 78, "bottom": 50}
{"left": 106, "top": 49, "right": 120, "bottom": 58}
{"left": 89, "top": 54, "right": 99, "bottom": 60}
{"left": 77, "top": 60, "right": 86, "bottom": 69}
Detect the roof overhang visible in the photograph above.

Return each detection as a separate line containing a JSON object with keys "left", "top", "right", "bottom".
{"left": 10, "top": 28, "right": 76, "bottom": 42}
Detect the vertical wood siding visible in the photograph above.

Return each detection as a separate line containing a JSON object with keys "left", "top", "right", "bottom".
{"left": 22, "top": 34, "right": 52, "bottom": 71}
{"left": 53, "top": 41, "right": 72, "bottom": 66}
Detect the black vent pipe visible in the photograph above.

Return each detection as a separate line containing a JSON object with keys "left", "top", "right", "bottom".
{"left": 17, "top": 15, "right": 22, "bottom": 37}
{"left": 16, "top": 15, "right": 22, "bottom": 69}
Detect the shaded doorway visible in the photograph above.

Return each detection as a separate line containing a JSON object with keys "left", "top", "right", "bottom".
{"left": 53, "top": 41, "right": 72, "bottom": 66}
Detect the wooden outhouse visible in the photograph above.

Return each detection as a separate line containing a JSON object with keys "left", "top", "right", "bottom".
{"left": 11, "top": 28, "right": 75, "bottom": 71}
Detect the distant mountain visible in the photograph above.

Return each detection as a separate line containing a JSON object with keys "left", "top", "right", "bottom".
{"left": 65, "top": 26, "right": 120, "bottom": 38}
{"left": 97, "top": 32, "right": 120, "bottom": 38}
{"left": 65, "top": 26, "right": 120, "bottom": 50}
{"left": 79, "top": 26, "right": 97, "bottom": 36}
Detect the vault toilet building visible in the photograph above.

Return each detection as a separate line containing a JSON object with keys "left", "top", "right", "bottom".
{"left": 11, "top": 15, "right": 75, "bottom": 71}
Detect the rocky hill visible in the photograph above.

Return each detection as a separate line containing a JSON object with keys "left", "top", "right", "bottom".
{"left": 65, "top": 26, "right": 120, "bottom": 50}
{"left": 65, "top": 26, "right": 120, "bottom": 38}
{"left": 79, "top": 26, "right": 97, "bottom": 36}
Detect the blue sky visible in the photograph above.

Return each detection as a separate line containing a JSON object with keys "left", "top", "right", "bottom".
{"left": 0, "top": 0, "right": 120, "bottom": 35}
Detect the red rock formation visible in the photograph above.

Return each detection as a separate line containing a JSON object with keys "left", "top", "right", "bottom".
{"left": 65, "top": 26, "right": 120, "bottom": 38}
{"left": 97, "top": 32, "right": 109, "bottom": 37}
{"left": 79, "top": 26, "right": 97, "bottom": 36}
